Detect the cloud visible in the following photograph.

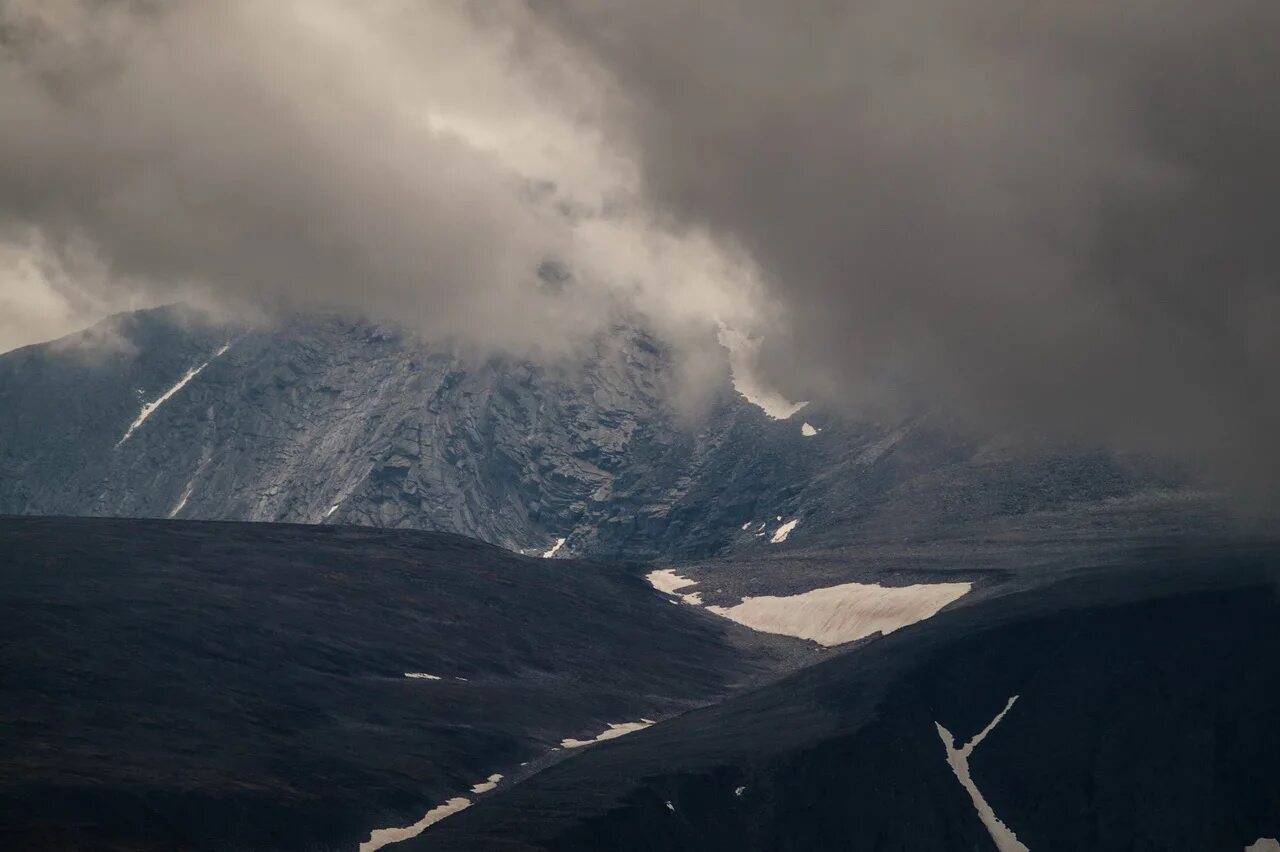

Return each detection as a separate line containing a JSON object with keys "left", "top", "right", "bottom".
{"left": 533, "top": 0, "right": 1280, "bottom": 502}
{"left": 0, "top": 227, "right": 148, "bottom": 353}
{"left": 6, "top": 0, "right": 1280, "bottom": 503}
{"left": 0, "top": 0, "right": 768, "bottom": 361}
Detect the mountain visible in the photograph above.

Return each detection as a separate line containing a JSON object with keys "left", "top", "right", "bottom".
{"left": 0, "top": 306, "right": 1207, "bottom": 561}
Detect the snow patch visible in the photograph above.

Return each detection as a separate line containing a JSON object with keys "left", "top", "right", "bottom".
{"left": 770, "top": 519, "right": 799, "bottom": 543}
{"left": 541, "top": 537, "right": 567, "bottom": 558}
{"left": 646, "top": 570, "right": 706, "bottom": 605}
{"left": 359, "top": 797, "right": 472, "bottom": 852}
{"left": 734, "top": 786, "right": 746, "bottom": 797}
{"left": 403, "top": 672, "right": 442, "bottom": 680}
{"left": 117, "top": 342, "right": 231, "bottom": 447}
{"left": 646, "top": 569, "right": 699, "bottom": 594}
{"left": 936, "top": 696, "right": 1027, "bottom": 852}
{"left": 705, "top": 580, "right": 971, "bottom": 646}
{"left": 717, "top": 326, "right": 807, "bottom": 419}
{"left": 169, "top": 478, "right": 195, "bottom": 518}
{"left": 649, "top": 568, "right": 968, "bottom": 647}
{"left": 469, "top": 774, "right": 503, "bottom": 794}
{"left": 741, "top": 522, "right": 752, "bottom": 530}
{"left": 324, "top": 503, "right": 340, "bottom": 519}
{"left": 561, "top": 720, "right": 654, "bottom": 749}
{"left": 1247, "top": 840, "right": 1280, "bottom": 852}
{"left": 801, "top": 422, "right": 819, "bottom": 437}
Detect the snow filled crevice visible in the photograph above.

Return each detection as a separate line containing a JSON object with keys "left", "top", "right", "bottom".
{"left": 359, "top": 797, "right": 472, "bottom": 852}
{"left": 541, "top": 537, "right": 567, "bottom": 558}
{"left": 469, "top": 774, "right": 503, "bottom": 794}
{"left": 936, "top": 695, "right": 1028, "bottom": 852}
{"left": 116, "top": 342, "right": 231, "bottom": 447}
{"left": 359, "top": 772, "right": 506, "bottom": 850}
{"left": 645, "top": 570, "right": 971, "bottom": 647}
{"left": 560, "top": 719, "right": 655, "bottom": 749}
{"left": 168, "top": 478, "right": 196, "bottom": 518}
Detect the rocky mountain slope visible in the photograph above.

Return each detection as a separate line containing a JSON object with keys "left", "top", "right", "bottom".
{"left": 0, "top": 307, "right": 1201, "bottom": 561}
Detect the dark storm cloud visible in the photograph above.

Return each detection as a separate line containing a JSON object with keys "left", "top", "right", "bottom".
{"left": 4, "top": 0, "right": 1279, "bottom": 500}
{"left": 0, "top": 0, "right": 592, "bottom": 354}
{"left": 0, "top": 0, "right": 772, "bottom": 365}
{"left": 532, "top": 0, "right": 1280, "bottom": 500}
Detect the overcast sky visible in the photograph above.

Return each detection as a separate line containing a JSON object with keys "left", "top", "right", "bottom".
{"left": 3, "top": 0, "right": 1278, "bottom": 500}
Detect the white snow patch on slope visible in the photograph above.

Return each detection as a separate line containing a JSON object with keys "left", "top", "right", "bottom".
{"left": 647, "top": 570, "right": 704, "bottom": 606}
{"left": 359, "top": 797, "right": 471, "bottom": 852}
{"left": 705, "top": 580, "right": 971, "bottom": 646}
{"left": 801, "top": 422, "right": 819, "bottom": 437}
{"left": 169, "top": 478, "right": 195, "bottom": 518}
{"left": 717, "top": 326, "right": 807, "bottom": 419}
{"left": 648, "top": 569, "right": 969, "bottom": 647}
{"left": 770, "top": 519, "right": 799, "bottom": 543}
{"left": 470, "top": 774, "right": 503, "bottom": 794}
{"left": 542, "top": 537, "right": 567, "bottom": 558}
{"left": 936, "top": 696, "right": 1028, "bottom": 852}
{"left": 561, "top": 720, "right": 655, "bottom": 749}
{"left": 403, "top": 672, "right": 442, "bottom": 680}
{"left": 324, "top": 503, "right": 340, "bottom": 519}
{"left": 117, "top": 342, "right": 231, "bottom": 447}
{"left": 1247, "top": 840, "right": 1280, "bottom": 852}
{"left": 646, "top": 569, "right": 699, "bottom": 594}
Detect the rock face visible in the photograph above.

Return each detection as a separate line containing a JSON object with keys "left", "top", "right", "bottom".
{"left": 0, "top": 306, "right": 1195, "bottom": 560}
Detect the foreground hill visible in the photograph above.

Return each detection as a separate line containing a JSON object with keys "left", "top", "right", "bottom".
{"left": 424, "top": 540, "right": 1280, "bottom": 852}
{"left": 0, "top": 516, "right": 797, "bottom": 852}
{"left": 3, "top": 515, "right": 1274, "bottom": 851}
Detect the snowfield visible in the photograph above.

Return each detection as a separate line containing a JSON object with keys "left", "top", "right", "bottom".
{"left": 646, "top": 570, "right": 971, "bottom": 646}
{"left": 705, "top": 580, "right": 971, "bottom": 646}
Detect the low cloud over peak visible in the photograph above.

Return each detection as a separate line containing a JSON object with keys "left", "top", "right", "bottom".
{"left": 3, "top": 0, "right": 1279, "bottom": 503}
{"left": 533, "top": 0, "right": 1280, "bottom": 503}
